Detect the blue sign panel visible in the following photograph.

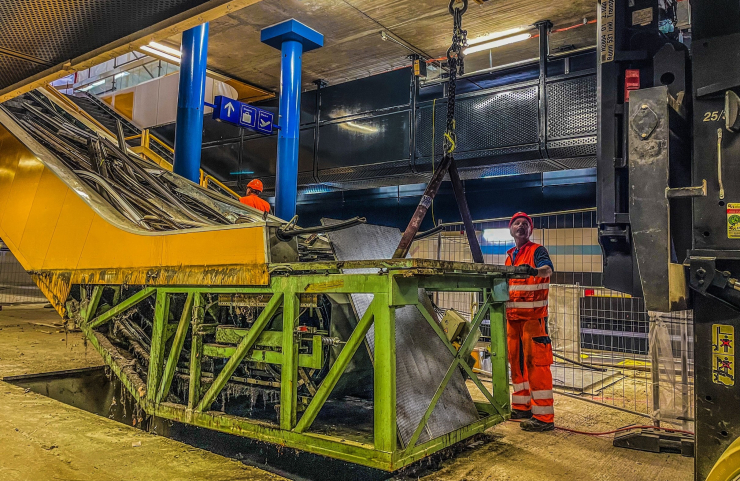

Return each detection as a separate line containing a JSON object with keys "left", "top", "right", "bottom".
{"left": 212, "top": 95, "right": 274, "bottom": 134}
{"left": 256, "top": 110, "right": 273, "bottom": 135}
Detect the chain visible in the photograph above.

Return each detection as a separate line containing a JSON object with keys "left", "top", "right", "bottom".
{"left": 444, "top": 0, "right": 468, "bottom": 154}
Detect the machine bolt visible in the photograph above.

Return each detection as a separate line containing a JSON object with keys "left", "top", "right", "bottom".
{"left": 697, "top": 268, "right": 707, "bottom": 278}
{"left": 641, "top": 133, "right": 648, "bottom": 138}
{"left": 698, "top": 279, "right": 705, "bottom": 286}
{"left": 641, "top": 104, "right": 648, "bottom": 110}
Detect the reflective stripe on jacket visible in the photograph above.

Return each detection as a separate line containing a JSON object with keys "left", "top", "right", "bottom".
{"left": 505, "top": 241, "right": 549, "bottom": 320}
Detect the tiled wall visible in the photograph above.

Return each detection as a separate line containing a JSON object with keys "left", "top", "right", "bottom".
{"left": 410, "top": 209, "right": 604, "bottom": 285}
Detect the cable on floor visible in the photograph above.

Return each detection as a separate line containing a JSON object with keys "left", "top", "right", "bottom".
{"left": 509, "top": 419, "right": 694, "bottom": 436}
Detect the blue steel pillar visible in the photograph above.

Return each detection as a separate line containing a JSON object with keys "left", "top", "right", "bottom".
{"left": 173, "top": 23, "right": 209, "bottom": 183}
{"left": 261, "top": 20, "right": 323, "bottom": 220}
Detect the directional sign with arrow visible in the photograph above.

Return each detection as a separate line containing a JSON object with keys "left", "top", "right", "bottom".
{"left": 212, "top": 95, "right": 274, "bottom": 135}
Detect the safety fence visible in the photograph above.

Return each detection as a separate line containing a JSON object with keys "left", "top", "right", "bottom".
{"left": 0, "top": 240, "right": 47, "bottom": 306}
{"left": 410, "top": 208, "right": 694, "bottom": 429}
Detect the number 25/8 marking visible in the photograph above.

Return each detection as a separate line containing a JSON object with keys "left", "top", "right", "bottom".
{"left": 704, "top": 110, "right": 726, "bottom": 122}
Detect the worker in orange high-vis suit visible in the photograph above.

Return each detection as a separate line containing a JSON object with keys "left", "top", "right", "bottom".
{"left": 505, "top": 211, "right": 555, "bottom": 432}
{"left": 239, "top": 179, "right": 271, "bottom": 213}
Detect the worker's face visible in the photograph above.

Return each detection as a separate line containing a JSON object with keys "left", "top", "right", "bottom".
{"left": 510, "top": 218, "right": 532, "bottom": 242}
{"left": 246, "top": 187, "right": 255, "bottom": 196}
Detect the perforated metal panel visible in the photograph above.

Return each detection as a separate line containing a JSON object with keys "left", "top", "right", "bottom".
{"left": 553, "top": 157, "right": 597, "bottom": 170}
{"left": 318, "top": 160, "right": 413, "bottom": 183}
{"left": 0, "top": 0, "right": 212, "bottom": 90}
{"left": 323, "top": 220, "right": 480, "bottom": 448}
{"left": 319, "top": 173, "right": 433, "bottom": 192}
{"left": 546, "top": 75, "right": 597, "bottom": 140}
{"left": 0, "top": 56, "right": 44, "bottom": 90}
{"left": 463, "top": 159, "right": 563, "bottom": 179}
{"left": 416, "top": 86, "right": 539, "bottom": 159}
{"left": 546, "top": 136, "right": 597, "bottom": 159}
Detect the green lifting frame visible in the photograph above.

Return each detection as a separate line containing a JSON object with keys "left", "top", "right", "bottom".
{"left": 76, "top": 261, "right": 513, "bottom": 472}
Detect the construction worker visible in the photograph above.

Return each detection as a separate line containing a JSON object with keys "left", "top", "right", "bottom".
{"left": 504, "top": 211, "right": 555, "bottom": 432}
{"left": 239, "top": 179, "right": 271, "bottom": 213}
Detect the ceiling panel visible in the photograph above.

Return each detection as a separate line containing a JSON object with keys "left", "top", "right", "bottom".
{"left": 0, "top": 0, "right": 223, "bottom": 91}
{"left": 205, "top": 0, "right": 598, "bottom": 91}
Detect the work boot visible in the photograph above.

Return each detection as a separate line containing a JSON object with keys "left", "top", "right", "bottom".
{"left": 510, "top": 409, "right": 532, "bottom": 420}
{"left": 520, "top": 418, "right": 555, "bottom": 432}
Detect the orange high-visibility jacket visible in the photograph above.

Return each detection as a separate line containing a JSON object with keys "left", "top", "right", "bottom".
{"left": 505, "top": 241, "right": 550, "bottom": 320}
{"left": 240, "top": 194, "right": 271, "bottom": 213}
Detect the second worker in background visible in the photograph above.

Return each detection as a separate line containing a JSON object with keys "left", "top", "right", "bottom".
{"left": 239, "top": 179, "right": 271, "bottom": 214}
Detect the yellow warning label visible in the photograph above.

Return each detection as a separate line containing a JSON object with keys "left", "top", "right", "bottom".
{"left": 599, "top": 0, "right": 615, "bottom": 63}
{"left": 713, "top": 324, "right": 735, "bottom": 386}
{"left": 728, "top": 204, "right": 740, "bottom": 238}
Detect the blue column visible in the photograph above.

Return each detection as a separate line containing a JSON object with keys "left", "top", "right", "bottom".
{"left": 261, "top": 20, "right": 323, "bottom": 220}
{"left": 275, "top": 39, "right": 303, "bottom": 220}
{"left": 173, "top": 23, "right": 209, "bottom": 183}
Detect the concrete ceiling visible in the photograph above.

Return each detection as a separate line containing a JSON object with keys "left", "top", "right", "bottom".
{"left": 182, "top": 0, "right": 598, "bottom": 92}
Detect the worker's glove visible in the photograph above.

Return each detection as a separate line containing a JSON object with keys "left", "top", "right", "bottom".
{"left": 526, "top": 265, "right": 539, "bottom": 277}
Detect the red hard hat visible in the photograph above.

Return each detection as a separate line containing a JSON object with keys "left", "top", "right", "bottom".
{"left": 247, "top": 179, "right": 263, "bottom": 192}
{"left": 509, "top": 211, "right": 533, "bottom": 228}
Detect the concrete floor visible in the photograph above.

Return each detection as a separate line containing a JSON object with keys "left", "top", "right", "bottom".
{"left": 421, "top": 382, "right": 693, "bottom": 481}
{"left": 0, "top": 305, "right": 284, "bottom": 481}
{"left": 0, "top": 305, "right": 693, "bottom": 481}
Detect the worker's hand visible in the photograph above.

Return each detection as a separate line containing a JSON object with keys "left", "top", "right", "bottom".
{"left": 536, "top": 265, "right": 553, "bottom": 278}
{"left": 524, "top": 265, "right": 552, "bottom": 277}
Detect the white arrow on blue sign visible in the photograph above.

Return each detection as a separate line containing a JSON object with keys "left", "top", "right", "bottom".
{"left": 212, "top": 95, "right": 274, "bottom": 135}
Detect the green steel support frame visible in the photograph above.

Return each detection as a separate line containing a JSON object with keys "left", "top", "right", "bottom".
{"left": 77, "top": 265, "right": 512, "bottom": 471}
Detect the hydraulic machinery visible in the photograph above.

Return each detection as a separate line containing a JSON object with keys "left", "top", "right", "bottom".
{"left": 596, "top": 0, "right": 740, "bottom": 478}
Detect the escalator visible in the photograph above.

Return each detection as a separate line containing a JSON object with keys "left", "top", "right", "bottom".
{"left": 65, "top": 92, "right": 174, "bottom": 163}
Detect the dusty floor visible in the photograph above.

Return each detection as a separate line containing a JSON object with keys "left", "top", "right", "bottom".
{"left": 420, "top": 380, "right": 693, "bottom": 481}
{"left": 0, "top": 305, "right": 284, "bottom": 481}
{"left": 0, "top": 305, "right": 694, "bottom": 481}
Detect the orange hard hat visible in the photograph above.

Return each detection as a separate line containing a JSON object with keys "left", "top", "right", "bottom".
{"left": 247, "top": 179, "right": 263, "bottom": 192}
{"left": 509, "top": 211, "right": 533, "bottom": 228}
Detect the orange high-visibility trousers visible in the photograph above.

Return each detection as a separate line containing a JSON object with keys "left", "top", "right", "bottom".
{"left": 507, "top": 317, "right": 554, "bottom": 423}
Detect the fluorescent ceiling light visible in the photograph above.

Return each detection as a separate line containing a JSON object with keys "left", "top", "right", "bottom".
{"left": 483, "top": 228, "right": 513, "bottom": 243}
{"left": 467, "top": 26, "right": 529, "bottom": 46}
{"left": 463, "top": 33, "right": 532, "bottom": 55}
{"left": 148, "top": 41, "right": 181, "bottom": 57}
{"left": 78, "top": 79, "right": 105, "bottom": 91}
{"left": 140, "top": 45, "right": 181, "bottom": 63}
{"left": 230, "top": 170, "right": 255, "bottom": 175}
{"left": 345, "top": 121, "right": 379, "bottom": 133}
{"left": 114, "top": 72, "right": 130, "bottom": 79}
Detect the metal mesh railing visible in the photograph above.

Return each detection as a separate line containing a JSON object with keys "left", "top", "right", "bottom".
{"left": 410, "top": 208, "right": 693, "bottom": 428}
{"left": 0, "top": 239, "right": 47, "bottom": 306}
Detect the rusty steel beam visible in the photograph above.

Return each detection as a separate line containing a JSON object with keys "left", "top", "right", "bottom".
{"left": 393, "top": 154, "right": 453, "bottom": 259}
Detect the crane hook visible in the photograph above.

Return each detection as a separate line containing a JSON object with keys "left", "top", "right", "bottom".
{"left": 448, "top": 0, "right": 468, "bottom": 16}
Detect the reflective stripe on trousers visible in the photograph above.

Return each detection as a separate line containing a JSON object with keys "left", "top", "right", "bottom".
{"left": 531, "top": 405, "right": 555, "bottom": 415}
{"left": 512, "top": 395, "right": 531, "bottom": 405}
{"left": 531, "top": 389, "right": 553, "bottom": 400}
{"left": 506, "top": 300, "right": 549, "bottom": 309}
{"left": 509, "top": 283, "right": 550, "bottom": 292}
{"left": 512, "top": 381, "right": 530, "bottom": 392}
